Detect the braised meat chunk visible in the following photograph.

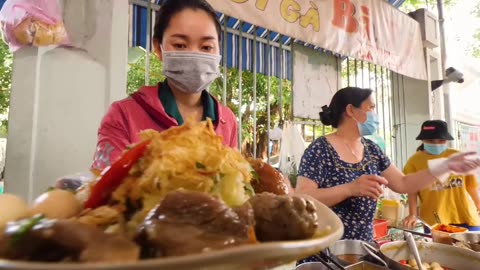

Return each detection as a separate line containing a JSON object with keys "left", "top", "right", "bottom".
{"left": 136, "top": 190, "right": 256, "bottom": 258}
{"left": 248, "top": 158, "right": 290, "bottom": 195}
{"left": 0, "top": 217, "right": 139, "bottom": 262}
{"left": 249, "top": 193, "right": 318, "bottom": 241}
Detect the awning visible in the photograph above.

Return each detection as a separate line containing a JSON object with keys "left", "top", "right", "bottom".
{"left": 131, "top": 0, "right": 406, "bottom": 80}
{"left": 0, "top": 0, "right": 407, "bottom": 80}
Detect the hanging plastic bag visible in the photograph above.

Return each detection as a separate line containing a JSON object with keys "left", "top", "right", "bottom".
{"left": 278, "top": 122, "right": 306, "bottom": 187}
{"left": 378, "top": 187, "right": 408, "bottom": 226}
{"left": 0, "top": 0, "right": 69, "bottom": 52}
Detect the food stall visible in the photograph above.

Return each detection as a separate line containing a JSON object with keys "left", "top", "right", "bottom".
{"left": 2, "top": 119, "right": 479, "bottom": 270}
{"left": 0, "top": 120, "right": 344, "bottom": 270}
{"left": 1, "top": 0, "right": 478, "bottom": 269}
{"left": 299, "top": 221, "right": 480, "bottom": 270}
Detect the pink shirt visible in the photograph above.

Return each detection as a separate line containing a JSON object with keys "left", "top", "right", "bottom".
{"left": 92, "top": 84, "right": 238, "bottom": 170}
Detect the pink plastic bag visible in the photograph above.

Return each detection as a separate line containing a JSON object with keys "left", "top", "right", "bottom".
{"left": 0, "top": 0, "right": 69, "bottom": 52}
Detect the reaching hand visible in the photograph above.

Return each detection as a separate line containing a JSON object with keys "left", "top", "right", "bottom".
{"left": 447, "top": 152, "right": 480, "bottom": 174}
{"left": 402, "top": 214, "right": 417, "bottom": 229}
{"left": 347, "top": 175, "right": 388, "bottom": 199}
{"left": 429, "top": 152, "right": 480, "bottom": 183}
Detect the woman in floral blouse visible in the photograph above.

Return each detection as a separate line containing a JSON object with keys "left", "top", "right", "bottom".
{"left": 295, "top": 87, "right": 480, "bottom": 264}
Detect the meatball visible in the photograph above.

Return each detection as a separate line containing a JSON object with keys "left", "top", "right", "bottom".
{"left": 248, "top": 193, "right": 318, "bottom": 241}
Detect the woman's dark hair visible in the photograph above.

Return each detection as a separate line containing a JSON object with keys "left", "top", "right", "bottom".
{"left": 319, "top": 87, "right": 373, "bottom": 128}
{"left": 153, "top": 0, "right": 221, "bottom": 43}
{"left": 416, "top": 144, "right": 424, "bottom": 152}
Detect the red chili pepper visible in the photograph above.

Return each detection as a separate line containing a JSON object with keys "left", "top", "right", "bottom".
{"left": 84, "top": 140, "right": 151, "bottom": 209}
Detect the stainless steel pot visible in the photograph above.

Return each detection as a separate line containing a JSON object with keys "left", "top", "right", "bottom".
{"left": 295, "top": 261, "right": 388, "bottom": 270}
{"left": 363, "top": 240, "right": 480, "bottom": 270}
{"left": 450, "top": 232, "right": 480, "bottom": 252}
{"left": 327, "top": 240, "right": 378, "bottom": 266}
{"left": 344, "top": 261, "right": 389, "bottom": 270}
{"left": 295, "top": 262, "right": 336, "bottom": 270}
{"left": 295, "top": 260, "right": 388, "bottom": 270}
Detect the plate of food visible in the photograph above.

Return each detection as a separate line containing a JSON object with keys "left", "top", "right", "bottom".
{"left": 0, "top": 119, "right": 344, "bottom": 270}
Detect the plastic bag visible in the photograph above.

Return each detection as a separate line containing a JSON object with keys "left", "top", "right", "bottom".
{"left": 278, "top": 122, "right": 306, "bottom": 187}
{"left": 54, "top": 171, "right": 94, "bottom": 191}
{"left": 0, "top": 0, "right": 69, "bottom": 52}
{"left": 378, "top": 187, "right": 408, "bottom": 226}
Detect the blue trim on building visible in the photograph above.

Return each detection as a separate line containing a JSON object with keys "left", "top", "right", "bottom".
{"left": 129, "top": 0, "right": 407, "bottom": 80}
{"left": 0, "top": 0, "right": 406, "bottom": 80}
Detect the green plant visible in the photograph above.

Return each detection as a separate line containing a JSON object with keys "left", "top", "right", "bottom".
{"left": 209, "top": 68, "right": 292, "bottom": 158}
{"left": 0, "top": 42, "right": 12, "bottom": 138}
{"left": 127, "top": 48, "right": 164, "bottom": 95}
{"left": 126, "top": 50, "right": 293, "bottom": 159}
{"left": 400, "top": 0, "right": 457, "bottom": 12}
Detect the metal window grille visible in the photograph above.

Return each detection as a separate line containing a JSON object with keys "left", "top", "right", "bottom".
{"left": 127, "top": 0, "right": 408, "bottom": 167}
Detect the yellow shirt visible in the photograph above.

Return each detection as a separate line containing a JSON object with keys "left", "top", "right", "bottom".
{"left": 403, "top": 149, "right": 480, "bottom": 226}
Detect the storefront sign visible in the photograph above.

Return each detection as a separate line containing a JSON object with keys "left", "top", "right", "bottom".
{"left": 209, "top": 0, "right": 428, "bottom": 80}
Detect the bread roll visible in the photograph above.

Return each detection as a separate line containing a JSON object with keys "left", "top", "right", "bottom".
{"left": 33, "top": 21, "right": 67, "bottom": 46}
{"left": 12, "top": 17, "right": 66, "bottom": 46}
{"left": 12, "top": 17, "right": 34, "bottom": 45}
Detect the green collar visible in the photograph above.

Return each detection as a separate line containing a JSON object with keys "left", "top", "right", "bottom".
{"left": 158, "top": 80, "right": 216, "bottom": 125}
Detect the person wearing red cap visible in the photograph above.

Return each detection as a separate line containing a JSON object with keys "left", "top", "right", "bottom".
{"left": 402, "top": 120, "right": 480, "bottom": 231}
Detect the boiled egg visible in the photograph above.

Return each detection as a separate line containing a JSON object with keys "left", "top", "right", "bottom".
{"left": 30, "top": 189, "right": 81, "bottom": 219}
{"left": 0, "top": 194, "right": 30, "bottom": 228}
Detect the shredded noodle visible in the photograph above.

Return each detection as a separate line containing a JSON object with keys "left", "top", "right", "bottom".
{"left": 124, "top": 119, "right": 254, "bottom": 221}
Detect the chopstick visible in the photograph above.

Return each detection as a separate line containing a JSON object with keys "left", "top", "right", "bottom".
{"left": 391, "top": 227, "right": 432, "bottom": 238}
{"left": 314, "top": 253, "right": 337, "bottom": 270}
{"left": 319, "top": 251, "right": 347, "bottom": 270}
{"left": 314, "top": 251, "right": 347, "bottom": 270}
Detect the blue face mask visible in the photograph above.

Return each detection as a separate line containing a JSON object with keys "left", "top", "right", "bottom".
{"left": 424, "top": 143, "right": 447, "bottom": 155}
{"left": 357, "top": 111, "right": 379, "bottom": 136}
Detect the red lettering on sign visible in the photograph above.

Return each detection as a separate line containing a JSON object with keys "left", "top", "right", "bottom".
{"left": 360, "top": 5, "right": 372, "bottom": 41}
{"left": 332, "top": 0, "right": 357, "bottom": 33}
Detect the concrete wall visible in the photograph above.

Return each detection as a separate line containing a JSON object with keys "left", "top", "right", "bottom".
{"left": 4, "top": 0, "right": 129, "bottom": 201}
{"left": 391, "top": 74, "right": 431, "bottom": 169}
{"left": 390, "top": 47, "right": 444, "bottom": 168}
{"left": 386, "top": 8, "right": 445, "bottom": 168}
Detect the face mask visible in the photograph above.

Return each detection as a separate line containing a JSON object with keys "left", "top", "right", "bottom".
{"left": 356, "top": 111, "right": 379, "bottom": 136}
{"left": 161, "top": 47, "right": 221, "bottom": 94}
{"left": 424, "top": 143, "right": 447, "bottom": 155}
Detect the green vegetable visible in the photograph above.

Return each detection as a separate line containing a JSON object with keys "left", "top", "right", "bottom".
{"left": 195, "top": 162, "right": 206, "bottom": 169}
{"left": 244, "top": 182, "right": 256, "bottom": 197}
{"left": 251, "top": 170, "right": 260, "bottom": 183}
{"left": 11, "top": 215, "right": 45, "bottom": 246}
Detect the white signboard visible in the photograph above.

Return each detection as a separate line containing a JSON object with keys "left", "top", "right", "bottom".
{"left": 209, "top": 0, "right": 427, "bottom": 80}
{"left": 292, "top": 44, "right": 339, "bottom": 119}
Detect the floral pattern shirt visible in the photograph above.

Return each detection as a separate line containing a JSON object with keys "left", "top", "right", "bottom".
{"left": 297, "top": 136, "right": 391, "bottom": 264}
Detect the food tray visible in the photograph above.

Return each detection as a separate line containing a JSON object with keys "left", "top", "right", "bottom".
{"left": 0, "top": 194, "right": 344, "bottom": 270}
